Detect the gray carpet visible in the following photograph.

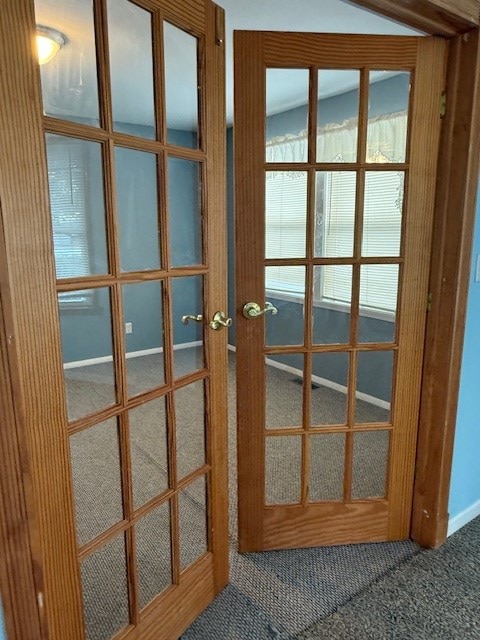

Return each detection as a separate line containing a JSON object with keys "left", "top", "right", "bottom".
{"left": 298, "top": 515, "right": 480, "bottom": 640}
{"left": 65, "top": 350, "right": 411, "bottom": 639}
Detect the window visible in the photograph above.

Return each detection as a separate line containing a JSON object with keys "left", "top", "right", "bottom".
{"left": 265, "top": 112, "right": 406, "bottom": 316}
{"left": 46, "top": 140, "right": 93, "bottom": 306}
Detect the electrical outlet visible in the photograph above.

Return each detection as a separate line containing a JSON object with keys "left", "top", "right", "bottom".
{"left": 125, "top": 322, "right": 133, "bottom": 334}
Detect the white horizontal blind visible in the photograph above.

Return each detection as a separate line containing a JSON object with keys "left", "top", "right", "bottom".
{"left": 46, "top": 142, "right": 92, "bottom": 305}
{"left": 265, "top": 171, "right": 307, "bottom": 294}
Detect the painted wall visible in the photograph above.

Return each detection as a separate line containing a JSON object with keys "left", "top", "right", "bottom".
{"left": 228, "top": 75, "right": 408, "bottom": 400}
{"left": 0, "top": 603, "right": 4, "bottom": 640}
{"left": 448, "top": 183, "right": 480, "bottom": 529}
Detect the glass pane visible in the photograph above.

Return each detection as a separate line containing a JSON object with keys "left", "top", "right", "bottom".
{"left": 136, "top": 502, "right": 172, "bottom": 609}
{"left": 309, "top": 434, "right": 345, "bottom": 501}
{"left": 115, "top": 147, "right": 160, "bottom": 272}
{"left": 313, "top": 265, "right": 352, "bottom": 344}
{"left": 175, "top": 380, "right": 206, "bottom": 481}
{"left": 123, "top": 281, "right": 165, "bottom": 397}
{"left": 266, "top": 171, "right": 307, "bottom": 259}
{"left": 362, "top": 172, "right": 404, "bottom": 257}
{"left": 108, "top": 0, "right": 155, "bottom": 139}
{"left": 70, "top": 418, "right": 123, "bottom": 546}
{"left": 179, "top": 476, "right": 208, "bottom": 571}
{"left": 46, "top": 135, "right": 108, "bottom": 278}
{"left": 311, "top": 353, "right": 349, "bottom": 427}
{"left": 59, "top": 287, "right": 116, "bottom": 422}
{"left": 129, "top": 398, "right": 168, "bottom": 510}
{"left": 265, "top": 267, "right": 305, "bottom": 347}
{"left": 172, "top": 276, "right": 204, "bottom": 379}
{"left": 168, "top": 158, "right": 202, "bottom": 266}
{"left": 34, "top": 0, "right": 100, "bottom": 126}
{"left": 266, "top": 355, "right": 303, "bottom": 429}
{"left": 352, "top": 430, "right": 390, "bottom": 499}
{"left": 265, "top": 436, "right": 302, "bottom": 505}
{"left": 165, "top": 22, "right": 199, "bottom": 148}
{"left": 81, "top": 535, "right": 129, "bottom": 640}
{"left": 355, "top": 351, "right": 393, "bottom": 424}
{"left": 315, "top": 171, "right": 356, "bottom": 258}
{"left": 266, "top": 69, "right": 309, "bottom": 163}
{"left": 317, "top": 70, "right": 360, "bottom": 163}
{"left": 367, "top": 71, "right": 410, "bottom": 163}
{"left": 359, "top": 265, "right": 399, "bottom": 343}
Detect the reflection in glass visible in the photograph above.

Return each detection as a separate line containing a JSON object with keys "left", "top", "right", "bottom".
{"left": 35, "top": 0, "right": 100, "bottom": 126}
{"left": 313, "top": 265, "right": 352, "bottom": 344}
{"left": 367, "top": 71, "right": 410, "bottom": 163}
{"left": 359, "top": 265, "right": 399, "bottom": 343}
{"left": 266, "top": 69, "right": 309, "bottom": 163}
{"left": 311, "top": 353, "right": 349, "bottom": 426}
{"left": 265, "top": 267, "right": 305, "bottom": 347}
{"left": 265, "top": 171, "right": 307, "bottom": 259}
{"left": 46, "top": 135, "right": 108, "bottom": 278}
{"left": 172, "top": 276, "right": 204, "bottom": 378}
{"left": 129, "top": 398, "right": 168, "bottom": 509}
{"left": 168, "top": 158, "right": 202, "bottom": 266}
{"left": 81, "top": 535, "right": 129, "bottom": 640}
{"left": 317, "top": 70, "right": 360, "bottom": 163}
{"left": 351, "top": 430, "right": 390, "bottom": 499}
{"left": 136, "top": 502, "right": 172, "bottom": 609}
{"left": 266, "top": 355, "right": 303, "bottom": 429}
{"left": 355, "top": 351, "right": 393, "bottom": 424}
{"left": 59, "top": 287, "right": 116, "bottom": 421}
{"left": 115, "top": 147, "right": 160, "bottom": 272}
{"left": 309, "top": 434, "right": 345, "bottom": 501}
{"left": 70, "top": 418, "right": 123, "bottom": 546}
{"left": 265, "top": 436, "right": 302, "bottom": 505}
{"left": 179, "top": 476, "right": 208, "bottom": 571}
{"left": 123, "top": 281, "right": 165, "bottom": 397}
{"left": 315, "top": 171, "right": 356, "bottom": 257}
{"left": 362, "top": 172, "right": 404, "bottom": 257}
{"left": 108, "top": 0, "right": 155, "bottom": 139}
{"left": 175, "top": 380, "right": 206, "bottom": 480}
{"left": 165, "top": 22, "right": 199, "bottom": 148}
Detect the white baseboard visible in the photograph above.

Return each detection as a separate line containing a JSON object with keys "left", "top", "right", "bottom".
{"left": 264, "top": 356, "right": 390, "bottom": 410}
{"left": 63, "top": 341, "right": 202, "bottom": 370}
{"left": 447, "top": 498, "right": 480, "bottom": 536}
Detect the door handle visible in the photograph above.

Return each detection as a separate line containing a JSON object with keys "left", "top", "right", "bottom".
{"left": 242, "top": 301, "right": 278, "bottom": 319}
{"left": 210, "top": 310, "right": 232, "bottom": 331}
{"left": 181, "top": 314, "right": 203, "bottom": 325}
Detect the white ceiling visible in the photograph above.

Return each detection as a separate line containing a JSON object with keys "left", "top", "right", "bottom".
{"left": 35, "top": 0, "right": 420, "bottom": 129}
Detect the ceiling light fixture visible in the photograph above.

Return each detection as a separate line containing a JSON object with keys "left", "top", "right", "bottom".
{"left": 36, "top": 25, "right": 66, "bottom": 65}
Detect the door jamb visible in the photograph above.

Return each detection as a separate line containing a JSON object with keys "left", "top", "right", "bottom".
{"left": 1, "top": 6, "right": 480, "bottom": 640}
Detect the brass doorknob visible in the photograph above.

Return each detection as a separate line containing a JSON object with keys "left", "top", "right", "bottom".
{"left": 242, "top": 301, "right": 278, "bottom": 319}
{"left": 181, "top": 314, "right": 203, "bottom": 325}
{"left": 210, "top": 311, "right": 232, "bottom": 331}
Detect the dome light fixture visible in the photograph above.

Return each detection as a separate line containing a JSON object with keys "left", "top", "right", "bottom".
{"left": 36, "top": 25, "right": 66, "bottom": 65}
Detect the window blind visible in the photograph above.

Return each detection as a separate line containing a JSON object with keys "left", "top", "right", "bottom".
{"left": 46, "top": 141, "right": 92, "bottom": 305}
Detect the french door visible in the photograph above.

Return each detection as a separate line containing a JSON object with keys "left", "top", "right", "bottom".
{"left": 0, "top": 0, "right": 227, "bottom": 639}
{"left": 235, "top": 32, "right": 447, "bottom": 551}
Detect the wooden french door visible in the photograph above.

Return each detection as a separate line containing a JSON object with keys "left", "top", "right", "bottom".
{"left": 0, "top": 1, "right": 227, "bottom": 639}
{"left": 235, "top": 32, "right": 446, "bottom": 552}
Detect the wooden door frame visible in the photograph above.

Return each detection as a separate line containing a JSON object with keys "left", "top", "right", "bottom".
{"left": 1, "top": 0, "right": 479, "bottom": 637}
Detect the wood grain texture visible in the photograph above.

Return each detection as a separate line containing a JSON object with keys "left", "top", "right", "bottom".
{"left": 0, "top": 227, "right": 44, "bottom": 639}
{"left": 263, "top": 502, "right": 389, "bottom": 550}
{"left": 386, "top": 37, "right": 447, "bottom": 539}
{"left": 412, "top": 30, "right": 480, "bottom": 548}
{"left": 0, "top": 1, "right": 85, "bottom": 637}
{"left": 350, "top": 0, "right": 479, "bottom": 36}
{"left": 234, "top": 31, "right": 267, "bottom": 553}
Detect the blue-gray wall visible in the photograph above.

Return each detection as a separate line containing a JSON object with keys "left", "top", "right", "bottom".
{"left": 449, "top": 182, "right": 480, "bottom": 525}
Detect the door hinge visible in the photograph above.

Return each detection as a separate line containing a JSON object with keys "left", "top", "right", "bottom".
{"left": 440, "top": 92, "right": 447, "bottom": 118}
{"left": 215, "top": 5, "right": 225, "bottom": 46}
{"left": 427, "top": 292, "right": 433, "bottom": 312}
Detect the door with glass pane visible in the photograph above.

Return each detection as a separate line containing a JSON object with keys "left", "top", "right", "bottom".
{"left": 4, "top": 0, "right": 227, "bottom": 638}
{"left": 235, "top": 32, "right": 446, "bottom": 551}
